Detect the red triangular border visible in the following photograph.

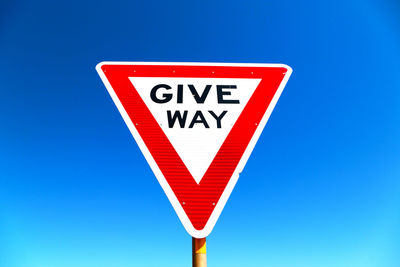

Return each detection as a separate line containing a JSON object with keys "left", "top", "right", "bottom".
{"left": 97, "top": 62, "right": 292, "bottom": 237}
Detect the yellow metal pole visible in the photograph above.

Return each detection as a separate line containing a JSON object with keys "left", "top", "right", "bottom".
{"left": 192, "top": 237, "right": 207, "bottom": 267}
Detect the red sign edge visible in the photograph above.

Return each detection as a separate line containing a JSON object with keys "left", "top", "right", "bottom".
{"left": 96, "top": 62, "right": 293, "bottom": 238}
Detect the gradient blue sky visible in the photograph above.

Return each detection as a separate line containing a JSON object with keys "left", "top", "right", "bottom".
{"left": 1, "top": 0, "right": 400, "bottom": 266}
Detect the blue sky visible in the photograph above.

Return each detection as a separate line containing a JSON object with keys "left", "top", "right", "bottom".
{"left": 1, "top": 0, "right": 400, "bottom": 266}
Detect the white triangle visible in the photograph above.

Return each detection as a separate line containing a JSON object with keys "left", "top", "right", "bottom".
{"left": 130, "top": 77, "right": 261, "bottom": 184}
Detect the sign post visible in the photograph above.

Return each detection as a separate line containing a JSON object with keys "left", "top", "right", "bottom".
{"left": 96, "top": 62, "right": 292, "bottom": 266}
{"left": 193, "top": 237, "right": 207, "bottom": 267}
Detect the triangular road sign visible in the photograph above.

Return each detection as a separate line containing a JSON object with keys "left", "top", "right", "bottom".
{"left": 96, "top": 62, "right": 292, "bottom": 238}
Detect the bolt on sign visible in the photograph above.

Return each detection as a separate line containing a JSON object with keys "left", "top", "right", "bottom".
{"left": 96, "top": 62, "right": 292, "bottom": 238}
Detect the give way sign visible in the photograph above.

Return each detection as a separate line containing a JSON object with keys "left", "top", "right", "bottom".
{"left": 96, "top": 62, "right": 292, "bottom": 238}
